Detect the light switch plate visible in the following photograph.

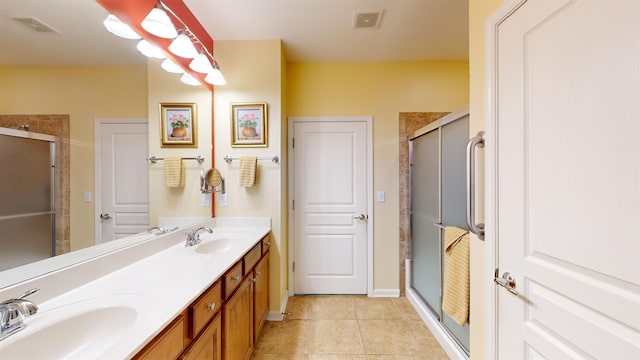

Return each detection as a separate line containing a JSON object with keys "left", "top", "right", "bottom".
{"left": 377, "top": 191, "right": 385, "bottom": 202}
{"left": 83, "top": 191, "right": 91, "bottom": 202}
{"left": 201, "top": 193, "right": 211, "bottom": 207}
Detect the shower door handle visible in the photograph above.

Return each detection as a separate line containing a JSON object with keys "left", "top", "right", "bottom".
{"left": 466, "top": 131, "right": 485, "bottom": 240}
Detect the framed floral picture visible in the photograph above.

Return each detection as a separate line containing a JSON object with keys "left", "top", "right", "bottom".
{"left": 160, "top": 102, "right": 197, "bottom": 148}
{"left": 231, "top": 102, "right": 268, "bottom": 147}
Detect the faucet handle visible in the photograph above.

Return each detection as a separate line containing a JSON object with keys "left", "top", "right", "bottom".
{"left": 17, "top": 288, "right": 39, "bottom": 300}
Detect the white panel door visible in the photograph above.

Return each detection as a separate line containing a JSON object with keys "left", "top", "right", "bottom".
{"left": 293, "top": 118, "right": 368, "bottom": 294}
{"left": 492, "top": 0, "right": 640, "bottom": 358}
{"left": 96, "top": 119, "right": 149, "bottom": 243}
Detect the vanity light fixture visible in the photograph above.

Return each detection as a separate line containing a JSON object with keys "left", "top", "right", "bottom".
{"left": 189, "top": 52, "right": 214, "bottom": 74}
{"left": 136, "top": 39, "right": 167, "bottom": 59}
{"left": 180, "top": 72, "right": 201, "bottom": 86}
{"left": 169, "top": 30, "right": 198, "bottom": 58}
{"left": 141, "top": 4, "right": 177, "bottom": 39}
{"left": 161, "top": 58, "right": 184, "bottom": 74}
{"left": 103, "top": 14, "right": 140, "bottom": 39}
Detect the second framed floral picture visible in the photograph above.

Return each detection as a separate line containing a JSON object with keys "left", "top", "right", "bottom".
{"left": 231, "top": 102, "right": 268, "bottom": 147}
{"left": 160, "top": 102, "right": 197, "bottom": 148}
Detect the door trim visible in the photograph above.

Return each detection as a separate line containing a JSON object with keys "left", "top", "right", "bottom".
{"left": 287, "top": 116, "right": 373, "bottom": 296}
{"left": 94, "top": 118, "right": 148, "bottom": 244}
{"left": 484, "top": 1, "right": 527, "bottom": 359}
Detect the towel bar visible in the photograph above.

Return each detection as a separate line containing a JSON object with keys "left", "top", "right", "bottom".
{"left": 147, "top": 155, "right": 205, "bottom": 164}
{"left": 223, "top": 155, "right": 279, "bottom": 164}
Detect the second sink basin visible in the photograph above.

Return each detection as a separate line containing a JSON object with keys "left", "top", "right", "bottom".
{"left": 0, "top": 302, "right": 139, "bottom": 359}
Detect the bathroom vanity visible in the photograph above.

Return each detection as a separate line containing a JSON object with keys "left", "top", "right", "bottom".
{"left": 0, "top": 218, "right": 271, "bottom": 360}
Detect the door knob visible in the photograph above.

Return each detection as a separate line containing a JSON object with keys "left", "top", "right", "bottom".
{"left": 99, "top": 213, "right": 112, "bottom": 221}
{"left": 353, "top": 214, "right": 368, "bottom": 221}
{"left": 494, "top": 270, "right": 519, "bottom": 296}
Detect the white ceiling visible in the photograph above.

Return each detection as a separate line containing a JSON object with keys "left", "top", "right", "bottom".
{"left": 0, "top": 0, "right": 468, "bottom": 66}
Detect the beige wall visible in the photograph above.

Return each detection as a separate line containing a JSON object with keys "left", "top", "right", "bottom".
{"left": 211, "top": 40, "right": 287, "bottom": 312}
{"left": 287, "top": 61, "right": 469, "bottom": 292}
{"left": 0, "top": 66, "right": 148, "bottom": 250}
{"left": 147, "top": 60, "right": 213, "bottom": 223}
{"left": 469, "top": 1, "right": 503, "bottom": 358}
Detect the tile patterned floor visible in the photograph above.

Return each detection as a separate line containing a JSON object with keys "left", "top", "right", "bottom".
{"left": 251, "top": 296, "right": 450, "bottom": 360}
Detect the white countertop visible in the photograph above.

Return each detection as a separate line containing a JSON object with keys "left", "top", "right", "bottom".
{"left": 0, "top": 217, "right": 271, "bottom": 359}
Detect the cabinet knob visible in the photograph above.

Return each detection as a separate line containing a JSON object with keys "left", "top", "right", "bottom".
{"left": 207, "top": 303, "right": 216, "bottom": 310}
{"left": 256, "top": 271, "right": 261, "bottom": 276}
{"left": 265, "top": 241, "right": 271, "bottom": 246}
{"left": 232, "top": 275, "right": 240, "bottom": 281}
{"left": 251, "top": 278, "right": 257, "bottom": 283}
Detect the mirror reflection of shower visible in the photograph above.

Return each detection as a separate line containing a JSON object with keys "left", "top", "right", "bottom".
{"left": 201, "top": 168, "right": 225, "bottom": 194}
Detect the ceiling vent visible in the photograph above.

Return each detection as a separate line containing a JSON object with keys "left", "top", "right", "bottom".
{"left": 353, "top": 10, "right": 384, "bottom": 29}
{"left": 11, "top": 17, "right": 58, "bottom": 33}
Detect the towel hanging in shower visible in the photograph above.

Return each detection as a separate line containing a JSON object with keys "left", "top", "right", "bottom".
{"left": 442, "top": 226, "right": 470, "bottom": 326}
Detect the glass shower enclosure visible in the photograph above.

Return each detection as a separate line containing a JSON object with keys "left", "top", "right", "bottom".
{"left": 409, "top": 109, "right": 470, "bottom": 354}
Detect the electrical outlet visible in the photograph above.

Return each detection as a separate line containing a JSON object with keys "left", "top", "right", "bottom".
{"left": 201, "top": 193, "right": 211, "bottom": 207}
{"left": 219, "top": 193, "right": 228, "bottom": 207}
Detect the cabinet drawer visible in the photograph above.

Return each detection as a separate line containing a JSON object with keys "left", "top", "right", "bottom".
{"left": 135, "top": 315, "right": 185, "bottom": 360}
{"left": 243, "top": 243, "right": 262, "bottom": 275}
{"left": 190, "top": 280, "right": 221, "bottom": 337}
{"left": 262, "top": 234, "right": 271, "bottom": 255}
{"left": 224, "top": 261, "right": 243, "bottom": 299}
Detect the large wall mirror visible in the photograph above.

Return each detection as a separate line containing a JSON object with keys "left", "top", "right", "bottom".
{"left": 0, "top": 0, "right": 207, "bottom": 289}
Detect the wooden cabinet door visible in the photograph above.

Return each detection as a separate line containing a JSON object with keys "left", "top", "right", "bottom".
{"left": 181, "top": 313, "right": 221, "bottom": 360}
{"left": 223, "top": 276, "right": 254, "bottom": 360}
{"left": 253, "top": 253, "right": 269, "bottom": 341}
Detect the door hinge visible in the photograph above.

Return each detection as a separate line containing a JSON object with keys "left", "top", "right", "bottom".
{"left": 293, "top": 200, "right": 295, "bottom": 210}
{"left": 292, "top": 262, "right": 295, "bottom": 272}
{"left": 292, "top": 137, "right": 295, "bottom": 148}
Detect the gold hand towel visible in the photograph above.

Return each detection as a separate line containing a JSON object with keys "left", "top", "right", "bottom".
{"left": 164, "top": 156, "right": 184, "bottom": 188}
{"left": 442, "top": 226, "right": 470, "bottom": 326}
{"left": 239, "top": 156, "right": 257, "bottom": 187}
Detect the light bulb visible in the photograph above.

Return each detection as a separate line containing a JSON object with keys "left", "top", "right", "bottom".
{"left": 103, "top": 14, "right": 140, "bottom": 39}
{"left": 141, "top": 7, "right": 177, "bottom": 39}
{"left": 189, "top": 53, "right": 214, "bottom": 74}
{"left": 204, "top": 68, "right": 226, "bottom": 86}
{"left": 180, "top": 73, "right": 201, "bottom": 86}
{"left": 136, "top": 40, "right": 166, "bottom": 59}
{"left": 169, "top": 32, "right": 198, "bottom": 59}
{"left": 161, "top": 58, "right": 184, "bottom": 74}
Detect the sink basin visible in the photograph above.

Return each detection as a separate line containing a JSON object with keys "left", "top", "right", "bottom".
{"left": 0, "top": 305, "right": 137, "bottom": 359}
{"left": 195, "top": 238, "right": 236, "bottom": 254}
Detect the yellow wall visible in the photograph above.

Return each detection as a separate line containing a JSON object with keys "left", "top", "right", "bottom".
{"left": 0, "top": 66, "right": 148, "bottom": 250}
{"left": 287, "top": 61, "right": 469, "bottom": 292}
{"left": 469, "top": 1, "right": 503, "bottom": 358}
{"left": 211, "top": 40, "right": 287, "bottom": 313}
{"left": 146, "top": 59, "right": 213, "bottom": 223}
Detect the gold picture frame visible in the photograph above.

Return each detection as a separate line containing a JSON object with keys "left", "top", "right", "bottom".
{"left": 231, "top": 102, "right": 268, "bottom": 147}
{"left": 160, "top": 102, "right": 197, "bottom": 148}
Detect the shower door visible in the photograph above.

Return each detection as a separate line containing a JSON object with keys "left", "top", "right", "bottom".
{"left": 410, "top": 110, "right": 470, "bottom": 353}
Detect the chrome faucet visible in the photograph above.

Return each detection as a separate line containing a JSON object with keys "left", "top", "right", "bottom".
{"left": 185, "top": 227, "right": 213, "bottom": 247}
{"left": 148, "top": 226, "right": 178, "bottom": 235}
{"left": 0, "top": 288, "right": 39, "bottom": 341}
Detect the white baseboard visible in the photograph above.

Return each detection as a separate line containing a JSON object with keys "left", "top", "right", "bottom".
{"left": 405, "top": 259, "right": 467, "bottom": 360}
{"left": 369, "top": 289, "right": 400, "bottom": 297}
{"left": 266, "top": 291, "right": 289, "bottom": 321}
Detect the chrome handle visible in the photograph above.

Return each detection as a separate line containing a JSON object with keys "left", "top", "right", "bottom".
{"left": 207, "top": 303, "right": 216, "bottom": 310}
{"left": 466, "top": 131, "right": 485, "bottom": 240}
{"left": 353, "top": 214, "right": 368, "bottom": 221}
{"left": 99, "top": 213, "right": 112, "bottom": 221}
{"left": 17, "top": 288, "right": 39, "bottom": 300}
{"left": 494, "top": 271, "right": 518, "bottom": 296}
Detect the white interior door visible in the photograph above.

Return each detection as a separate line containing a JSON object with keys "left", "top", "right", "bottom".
{"left": 95, "top": 119, "right": 149, "bottom": 243}
{"left": 292, "top": 117, "right": 369, "bottom": 294}
{"left": 490, "top": 0, "right": 640, "bottom": 358}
